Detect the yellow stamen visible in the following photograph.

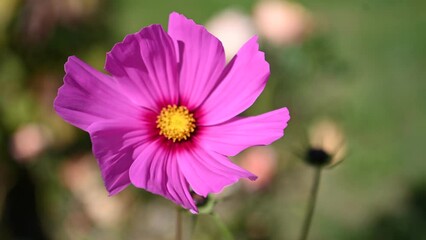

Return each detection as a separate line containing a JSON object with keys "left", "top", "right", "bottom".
{"left": 156, "top": 105, "right": 196, "bottom": 142}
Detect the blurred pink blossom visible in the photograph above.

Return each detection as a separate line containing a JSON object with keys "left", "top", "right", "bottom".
{"left": 206, "top": 9, "right": 257, "bottom": 61}
{"left": 60, "top": 154, "right": 129, "bottom": 228}
{"left": 253, "top": 0, "right": 313, "bottom": 46}
{"left": 11, "top": 123, "right": 52, "bottom": 162}
{"left": 240, "top": 146, "right": 278, "bottom": 191}
{"left": 20, "top": 0, "right": 100, "bottom": 43}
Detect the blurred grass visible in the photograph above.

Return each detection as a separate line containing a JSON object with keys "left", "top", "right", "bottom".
{"left": 294, "top": 0, "right": 426, "bottom": 239}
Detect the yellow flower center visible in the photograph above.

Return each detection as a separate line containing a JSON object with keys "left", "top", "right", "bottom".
{"left": 156, "top": 105, "right": 196, "bottom": 142}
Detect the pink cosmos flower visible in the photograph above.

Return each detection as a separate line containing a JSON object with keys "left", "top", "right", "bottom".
{"left": 54, "top": 12, "right": 290, "bottom": 213}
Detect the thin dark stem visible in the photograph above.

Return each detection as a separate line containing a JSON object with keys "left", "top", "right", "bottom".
{"left": 176, "top": 208, "right": 182, "bottom": 240}
{"left": 299, "top": 167, "right": 322, "bottom": 240}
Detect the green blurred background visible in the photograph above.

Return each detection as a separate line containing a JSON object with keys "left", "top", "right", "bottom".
{"left": 1, "top": 0, "right": 425, "bottom": 239}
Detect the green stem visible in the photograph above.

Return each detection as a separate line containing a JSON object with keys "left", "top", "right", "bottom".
{"left": 190, "top": 214, "right": 198, "bottom": 239}
{"left": 299, "top": 167, "right": 322, "bottom": 240}
{"left": 176, "top": 208, "right": 182, "bottom": 240}
{"left": 211, "top": 212, "right": 234, "bottom": 240}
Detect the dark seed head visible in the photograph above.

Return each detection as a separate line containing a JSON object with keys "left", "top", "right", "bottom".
{"left": 305, "top": 148, "right": 332, "bottom": 167}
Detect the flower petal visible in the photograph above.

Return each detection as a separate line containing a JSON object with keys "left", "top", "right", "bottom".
{"left": 168, "top": 12, "right": 226, "bottom": 110}
{"left": 197, "top": 36, "right": 269, "bottom": 125}
{"left": 129, "top": 140, "right": 197, "bottom": 212}
{"left": 87, "top": 115, "right": 156, "bottom": 195}
{"left": 198, "top": 107, "right": 290, "bottom": 156}
{"left": 105, "top": 24, "right": 179, "bottom": 110}
{"left": 54, "top": 56, "right": 141, "bottom": 131}
{"left": 176, "top": 143, "right": 256, "bottom": 197}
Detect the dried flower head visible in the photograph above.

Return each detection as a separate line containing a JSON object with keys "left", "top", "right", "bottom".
{"left": 307, "top": 119, "right": 346, "bottom": 167}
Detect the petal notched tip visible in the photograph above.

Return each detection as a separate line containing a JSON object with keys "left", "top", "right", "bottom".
{"left": 105, "top": 23, "right": 168, "bottom": 75}
{"left": 64, "top": 55, "right": 78, "bottom": 68}
{"left": 281, "top": 107, "right": 291, "bottom": 129}
{"left": 168, "top": 12, "right": 196, "bottom": 28}
{"left": 169, "top": 12, "right": 184, "bottom": 21}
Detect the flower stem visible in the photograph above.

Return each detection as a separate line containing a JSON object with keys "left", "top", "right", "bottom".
{"left": 211, "top": 212, "right": 234, "bottom": 240}
{"left": 190, "top": 214, "right": 198, "bottom": 239}
{"left": 176, "top": 207, "right": 182, "bottom": 240}
{"left": 299, "top": 167, "right": 322, "bottom": 240}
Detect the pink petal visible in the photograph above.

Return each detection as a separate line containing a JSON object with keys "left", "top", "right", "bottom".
{"left": 176, "top": 143, "right": 256, "bottom": 197}
{"left": 87, "top": 115, "right": 156, "bottom": 195}
{"left": 168, "top": 12, "right": 226, "bottom": 110}
{"left": 197, "top": 107, "right": 290, "bottom": 156}
{"left": 129, "top": 140, "right": 197, "bottom": 212}
{"left": 197, "top": 36, "right": 270, "bottom": 125}
{"left": 54, "top": 56, "right": 141, "bottom": 131}
{"left": 105, "top": 24, "right": 179, "bottom": 110}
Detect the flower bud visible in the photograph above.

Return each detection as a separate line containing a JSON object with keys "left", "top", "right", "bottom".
{"left": 306, "top": 119, "right": 347, "bottom": 168}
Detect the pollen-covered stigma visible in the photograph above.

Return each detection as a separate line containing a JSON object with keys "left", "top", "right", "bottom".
{"left": 156, "top": 105, "right": 196, "bottom": 142}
